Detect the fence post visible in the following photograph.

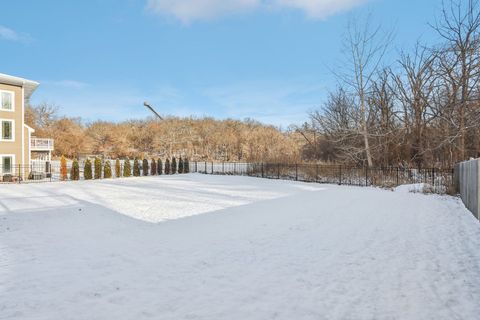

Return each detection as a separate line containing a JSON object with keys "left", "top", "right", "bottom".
{"left": 222, "top": 162, "right": 225, "bottom": 174}
{"left": 452, "top": 168, "right": 455, "bottom": 193}
{"left": 195, "top": 161, "right": 197, "bottom": 173}
{"left": 316, "top": 164, "right": 319, "bottom": 183}
{"left": 211, "top": 162, "right": 213, "bottom": 174}
{"left": 339, "top": 165, "right": 342, "bottom": 185}
{"left": 295, "top": 164, "right": 298, "bottom": 181}
{"left": 234, "top": 162, "right": 236, "bottom": 175}
{"left": 261, "top": 163, "right": 264, "bottom": 178}
{"left": 432, "top": 167, "right": 435, "bottom": 187}
{"left": 277, "top": 164, "right": 280, "bottom": 179}
{"left": 396, "top": 167, "right": 399, "bottom": 186}
{"left": 365, "top": 166, "right": 368, "bottom": 186}
{"left": 204, "top": 161, "right": 207, "bottom": 173}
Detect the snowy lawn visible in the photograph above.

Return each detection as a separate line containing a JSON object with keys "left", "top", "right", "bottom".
{"left": 1, "top": 174, "right": 479, "bottom": 319}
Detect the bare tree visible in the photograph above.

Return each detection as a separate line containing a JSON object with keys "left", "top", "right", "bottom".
{"left": 368, "top": 69, "right": 399, "bottom": 166}
{"left": 25, "top": 102, "right": 59, "bottom": 131}
{"left": 393, "top": 44, "right": 437, "bottom": 166}
{"left": 432, "top": 0, "right": 480, "bottom": 160}
{"left": 303, "top": 1, "right": 480, "bottom": 167}
{"left": 334, "top": 14, "right": 394, "bottom": 166}
{"left": 310, "top": 88, "right": 364, "bottom": 163}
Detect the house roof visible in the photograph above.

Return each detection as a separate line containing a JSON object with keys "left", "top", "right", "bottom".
{"left": 24, "top": 124, "right": 35, "bottom": 133}
{"left": 0, "top": 73, "right": 39, "bottom": 101}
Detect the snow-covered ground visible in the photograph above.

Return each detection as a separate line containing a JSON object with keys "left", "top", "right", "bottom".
{"left": 1, "top": 174, "right": 479, "bottom": 319}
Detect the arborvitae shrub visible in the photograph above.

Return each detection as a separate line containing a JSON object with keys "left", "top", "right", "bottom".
{"left": 84, "top": 159, "right": 93, "bottom": 180}
{"left": 104, "top": 160, "right": 112, "bottom": 178}
{"left": 142, "top": 159, "right": 149, "bottom": 176}
{"left": 164, "top": 158, "right": 170, "bottom": 174}
{"left": 123, "top": 157, "right": 131, "bottom": 177}
{"left": 115, "top": 159, "right": 121, "bottom": 178}
{"left": 171, "top": 157, "right": 177, "bottom": 174}
{"left": 157, "top": 158, "right": 163, "bottom": 175}
{"left": 94, "top": 157, "right": 102, "bottom": 179}
{"left": 71, "top": 158, "right": 80, "bottom": 180}
{"left": 60, "top": 155, "right": 68, "bottom": 181}
{"left": 151, "top": 159, "right": 157, "bottom": 175}
{"left": 133, "top": 158, "right": 141, "bottom": 176}
{"left": 178, "top": 157, "right": 184, "bottom": 174}
{"left": 184, "top": 158, "right": 190, "bottom": 173}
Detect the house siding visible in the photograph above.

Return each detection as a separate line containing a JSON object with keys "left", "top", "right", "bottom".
{"left": 24, "top": 126, "right": 30, "bottom": 166}
{"left": 0, "top": 83, "right": 24, "bottom": 166}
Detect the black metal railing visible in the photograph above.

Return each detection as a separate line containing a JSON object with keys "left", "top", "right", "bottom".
{"left": 1, "top": 161, "right": 454, "bottom": 194}
{"left": 0, "top": 163, "right": 54, "bottom": 183}
{"left": 192, "top": 162, "right": 454, "bottom": 194}
{"left": 0, "top": 160, "right": 188, "bottom": 183}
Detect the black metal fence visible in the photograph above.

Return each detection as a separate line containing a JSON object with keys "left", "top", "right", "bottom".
{"left": 0, "top": 160, "right": 188, "bottom": 183}
{"left": 192, "top": 162, "right": 454, "bottom": 194}
{"left": 0, "top": 163, "right": 56, "bottom": 183}
{"left": 1, "top": 160, "right": 454, "bottom": 194}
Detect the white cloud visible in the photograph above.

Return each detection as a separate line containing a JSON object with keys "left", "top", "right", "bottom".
{"left": 0, "top": 25, "right": 31, "bottom": 43}
{"left": 146, "top": 0, "right": 367, "bottom": 23}
{"left": 0, "top": 26, "right": 20, "bottom": 41}
{"left": 146, "top": 0, "right": 260, "bottom": 23}
{"left": 273, "top": 0, "right": 368, "bottom": 19}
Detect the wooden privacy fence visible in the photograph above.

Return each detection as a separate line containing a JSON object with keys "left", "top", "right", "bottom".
{"left": 192, "top": 162, "right": 454, "bottom": 194}
{"left": 454, "top": 159, "right": 480, "bottom": 220}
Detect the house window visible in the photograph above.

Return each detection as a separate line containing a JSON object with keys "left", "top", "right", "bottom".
{"left": 0, "top": 120, "right": 14, "bottom": 141}
{"left": 0, "top": 91, "right": 14, "bottom": 111}
{"left": 0, "top": 155, "right": 14, "bottom": 173}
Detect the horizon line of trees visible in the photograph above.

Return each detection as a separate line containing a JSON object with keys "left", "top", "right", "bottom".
{"left": 26, "top": 105, "right": 301, "bottom": 163}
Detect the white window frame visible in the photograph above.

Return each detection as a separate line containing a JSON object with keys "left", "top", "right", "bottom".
{"left": 0, "top": 119, "right": 15, "bottom": 142}
{"left": 0, "top": 90, "right": 15, "bottom": 112}
{"left": 0, "top": 154, "right": 15, "bottom": 174}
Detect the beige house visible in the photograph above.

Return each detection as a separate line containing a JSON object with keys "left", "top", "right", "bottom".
{"left": 0, "top": 73, "right": 53, "bottom": 179}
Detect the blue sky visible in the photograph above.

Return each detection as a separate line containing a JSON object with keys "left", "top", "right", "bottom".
{"left": 0, "top": 0, "right": 445, "bottom": 127}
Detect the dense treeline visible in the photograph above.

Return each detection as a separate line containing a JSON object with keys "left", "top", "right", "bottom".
{"left": 26, "top": 105, "right": 301, "bottom": 162}
{"left": 301, "top": 0, "right": 480, "bottom": 168}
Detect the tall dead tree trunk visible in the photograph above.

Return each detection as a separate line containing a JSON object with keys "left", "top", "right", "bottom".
{"left": 335, "top": 15, "right": 393, "bottom": 167}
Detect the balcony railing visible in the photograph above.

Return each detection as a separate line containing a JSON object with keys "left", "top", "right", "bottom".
{"left": 31, "top": 138, "right": 54, "bottom": 151}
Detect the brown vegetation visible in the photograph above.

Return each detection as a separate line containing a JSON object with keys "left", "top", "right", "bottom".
{"left": 26, "top": 103, "right": 301, "bottom": 162}
{"left": 300, "top": 0, "right": 480, "bottom": 168}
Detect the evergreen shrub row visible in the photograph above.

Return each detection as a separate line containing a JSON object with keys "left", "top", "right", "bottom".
{"left": 59, "top": 156, "right": 190, "bottom": 181}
